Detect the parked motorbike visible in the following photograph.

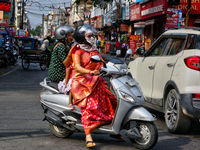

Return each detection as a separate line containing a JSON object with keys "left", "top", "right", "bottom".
{"left": 9, "top": 42, "right": 19, "bottom": 65}
{"left": 39, "top": 55, "right": 158, "bottom": 150}
{"left": 0, "top": 41, "right": 10, "bottom": 67}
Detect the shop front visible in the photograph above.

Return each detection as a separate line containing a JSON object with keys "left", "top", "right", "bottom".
{"left": 140, "top": 0, "right": 167, "bottom": 50}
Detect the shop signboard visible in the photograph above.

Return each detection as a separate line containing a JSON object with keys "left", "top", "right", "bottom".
{"left": 120, "top": 24, "right": 129, "bottom": 32}
{"left": 129, "top": 35, "right": 141, "bottom": 54}
{"left": 0, "top": 27, "right": 7, "bottom": 34}
{"left": 106, "top": 41, "right": 110, "bottom": 52}
{"left": 0, "top": 19, "right": 8, "bottom": 27}
{"left": 175, "top": 1, "right": 200, "bottom": 14}
{"left": 165, "top": 8, "right": 179, "bottom": 31}
{"left": 18, "top": 29, "right": 26, "bottom": 36}
{"left": 8, "top": 25, "right": 16, "bottom": 35}
{"left": 130, "top": 3, "right": 141, "bottom": 21}
{"left": 0, "top": 2, "right": 11, "bottom": 11}
{"left": 141, "top": 0, "right": 166, "bottom": 19}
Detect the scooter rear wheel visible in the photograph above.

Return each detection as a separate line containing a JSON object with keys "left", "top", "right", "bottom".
{"left": 129, "top": 121, "right": 158, "bottom": 150}
{"left": 49, "top": 123, "right": 74, "bottom": 138}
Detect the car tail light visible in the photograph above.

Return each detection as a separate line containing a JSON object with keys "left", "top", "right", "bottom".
{"left": 184, "top": 56, "right": 200, "bottom": 71}
{"left": 192, "top": 94, "right": 200, "bottom": 99}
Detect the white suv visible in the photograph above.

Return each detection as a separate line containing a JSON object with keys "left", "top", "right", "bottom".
{"left": 128, "top": 27, "right": 200, "bottom": 133}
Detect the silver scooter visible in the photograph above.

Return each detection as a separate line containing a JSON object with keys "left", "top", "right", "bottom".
{"left": 39, "top": 55, "right": 158, "bottom": 150}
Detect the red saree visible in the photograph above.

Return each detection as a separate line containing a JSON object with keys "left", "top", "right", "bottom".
{"left": 71, "top": 49, "right": 117, "bottom": 135}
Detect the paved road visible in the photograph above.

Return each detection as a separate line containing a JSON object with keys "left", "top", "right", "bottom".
{"left": 0, "top": 62, "right": 200, "bottom": 150}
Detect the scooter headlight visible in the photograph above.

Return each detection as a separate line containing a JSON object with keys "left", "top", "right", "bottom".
{"left": 119, "top": 91, "right": 135, "bottom": 102}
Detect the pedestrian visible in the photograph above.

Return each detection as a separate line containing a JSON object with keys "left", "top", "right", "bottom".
{"left": 121, "top": 40, "right": 128, "bottom": 57}
{"left": 115, "top": 38, "right": 120, "bottom": 50}
{"left": 40, "top": 36, "right": 51, "bottom": 55}
{"left": 110, "top": 38, "right": 116, "bottom": 55}
{"left": 96, "top": 38, "right": 101, "bottom": 52}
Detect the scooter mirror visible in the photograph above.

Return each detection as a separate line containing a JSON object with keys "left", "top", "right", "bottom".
{"left": 90, "top": 55, "right": 107, "bottom": 68}
{"left": 90, "top": 55, "right": 102, "bottom": 62}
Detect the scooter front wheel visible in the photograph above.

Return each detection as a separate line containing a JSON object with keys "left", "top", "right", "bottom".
{"left": 49, "top": 123, "right": 74, "bottom": 138}
{"left": 129, "top": 121, "right": 158, "bottom": 150}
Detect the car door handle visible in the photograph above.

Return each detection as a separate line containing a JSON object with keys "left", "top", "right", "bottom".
{"left": 148, "top": 65, "right": 155, "bottom": 70}
{"left": 167, "top": 63, "right": 174, "bottom": 67}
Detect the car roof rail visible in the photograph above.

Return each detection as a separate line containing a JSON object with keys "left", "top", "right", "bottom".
{"left": 170, "top": 27, "right": 200, "bottom": 31}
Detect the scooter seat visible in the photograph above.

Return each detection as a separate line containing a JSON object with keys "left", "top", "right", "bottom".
{"left": 48, "top": 81, "right": 59, "bottom": 91}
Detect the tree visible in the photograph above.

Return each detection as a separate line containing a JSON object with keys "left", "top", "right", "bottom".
{"left": 29, "top": 25, "right": 42, "bottom": 36}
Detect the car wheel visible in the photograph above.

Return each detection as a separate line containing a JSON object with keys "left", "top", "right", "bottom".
{"left": 165, "top": 89, "right": 191, "bottom": 133}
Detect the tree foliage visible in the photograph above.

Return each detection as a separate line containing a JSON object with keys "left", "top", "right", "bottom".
{"left": 29, "top": 25, "right": 42, "bottom": 36}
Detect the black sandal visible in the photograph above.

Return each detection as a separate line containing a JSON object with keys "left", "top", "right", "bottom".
{"left": 86, "top": 141, "right": 96, "bottom": 148}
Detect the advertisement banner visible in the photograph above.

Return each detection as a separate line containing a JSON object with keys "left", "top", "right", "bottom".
{"left": 165, "top": 8, "right": 179, "bottom": 31}
{"left": 106, "top": 41, "right": 110, "bottom": 52}
{"left": 175, "top": 1, "right": 200, "bottom": 14}
{"left": 130, "top": 3, "right": 141, "bottom": 21}
{"left": 130, "top": 35, "right": 141, "bottom": 54}
{"left": 106, "top": 11, "right": 112, "bottom": 26}
{"left": 122, "top": 3, "right": 126, "bottom": 20}
{"left": 125, "top": 2, "right": 130, "bottom": 20}
{"left": 120, "top": 24, "right": 129, "bottom": 32}
{"left": 99, "top": 15, "right": 103, "bottom": 28}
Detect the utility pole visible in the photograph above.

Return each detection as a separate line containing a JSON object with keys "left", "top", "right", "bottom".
{"left": 20, "top": 0, "right": 24, "bottom": 29}
{"left": 42, "top": 14, "right": 44, "bottom": 37}
{"left": 185, "top": 0, "right": 191, "bottom": 27}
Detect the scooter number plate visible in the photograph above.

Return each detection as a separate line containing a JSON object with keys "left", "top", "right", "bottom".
{"left": 126, "top": 79, "right": 138, "bottom": 87}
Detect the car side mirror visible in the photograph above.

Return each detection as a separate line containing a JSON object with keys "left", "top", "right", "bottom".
{"left": 90, "top": 55, "right": 107, "bottom": 68}
{"left": 136, "top": 47, "right": 145, "bottom": 56}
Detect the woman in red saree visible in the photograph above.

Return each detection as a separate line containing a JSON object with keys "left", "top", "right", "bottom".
{"left": 71, "top": 25, "right": 118, "bottom": 148}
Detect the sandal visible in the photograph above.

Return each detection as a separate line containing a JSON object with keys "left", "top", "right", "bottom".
{"left": 68, "top": 104, "right": 74, "bottom": 110}
{"left": 86, "top": 134, "right": 96, "bottom": 148}
{"left": 86, "top": 141, "right": 96, "bottom": 148}
{"left": 110, "top": 134, "right": 126, "bottom": 142}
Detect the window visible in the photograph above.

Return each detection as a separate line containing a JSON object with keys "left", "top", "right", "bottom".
{"left": 148, "top": 38, "right": 168, "bottom": 56}
{"left": 185, "top": 34, "right": 195, "bottom": 50}
{"left": 194, "top": 35, "right": 200, "bottom": 50}
{"left": 24, "top": 40, "right": 32, "bottom": 46}
{"left": 164, "top": 38, "right": 185, "bottom": 56}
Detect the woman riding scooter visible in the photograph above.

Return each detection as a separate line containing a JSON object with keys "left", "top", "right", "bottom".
{"left": 71, "top": 24, "right": 124, "bottom": 148}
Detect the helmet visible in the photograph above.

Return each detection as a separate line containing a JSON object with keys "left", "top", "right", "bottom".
{"left": 54, "top": 25, "right": 74, "bottom": 40}
{"left": 73, "top": 24, "right": 97, "bottom": 44}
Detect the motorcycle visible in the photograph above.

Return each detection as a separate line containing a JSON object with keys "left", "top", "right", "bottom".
{"left": 0, "top": 41, "right": 10, "bottom": 66}
{"left": 39, "top": 55, "right": 158, "bottom": 150}
{"left": 9, "top": 42, "right": 19, "bottom": 65}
